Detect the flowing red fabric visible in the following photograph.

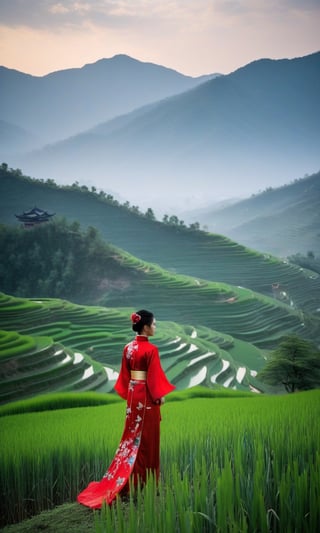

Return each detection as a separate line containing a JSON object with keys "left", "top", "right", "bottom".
{"left": 77, "top": 335, "right": 175, "bottom": 509}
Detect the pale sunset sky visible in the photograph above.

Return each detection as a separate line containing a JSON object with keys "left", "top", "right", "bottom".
{"left": 0, "top": 0, "right": 319, "bottom": 77}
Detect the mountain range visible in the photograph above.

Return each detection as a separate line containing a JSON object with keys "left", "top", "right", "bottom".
{"left": 0, "top": 54, "right": 215, "bottom": 148}
{"left": 1, "top": 52, "right": 319, "bottom": 214}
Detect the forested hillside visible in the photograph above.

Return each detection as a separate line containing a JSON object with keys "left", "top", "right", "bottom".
{"left": 1, "top": 165, "right": 319, "bottom": 317}
{"left": 0, "top": 219, "right": 133, "bottom": 303}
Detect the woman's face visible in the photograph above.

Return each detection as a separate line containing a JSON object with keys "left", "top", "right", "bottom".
{"left": 144, "top": 318, "right": 156, "bottom": 337}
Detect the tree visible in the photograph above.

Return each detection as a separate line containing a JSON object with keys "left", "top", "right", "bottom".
{"left": 258, "top": 335, "right": 320, "bottom": 392}
{"left": 168, "top": 215, "right": 179, "bottom": 225}
{"left": 145, "top": 208, "right": 156, "bottom": 221}
{"left": 189, "top": 221, "right": 200, "bottom": 231}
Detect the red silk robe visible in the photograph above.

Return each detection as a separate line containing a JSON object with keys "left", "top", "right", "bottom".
{"left": 77, "top": 335, "right": 175, "bottom": 508}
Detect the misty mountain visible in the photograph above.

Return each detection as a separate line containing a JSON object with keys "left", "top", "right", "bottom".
{"left": 0, "top": 120, "right": 39, "bottom": 154}
{"left": 184, "top": 171, "right": 320, "bottom": 257}
{"left": 0, "top": 55, "right": 217, "bottom": 148}
{"left": 10, "top": 51, "right": 320, "bottom": 213}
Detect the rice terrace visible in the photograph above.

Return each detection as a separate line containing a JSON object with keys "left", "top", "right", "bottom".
{"left": 0, "top": 167, "right": 320, "bottom": 532}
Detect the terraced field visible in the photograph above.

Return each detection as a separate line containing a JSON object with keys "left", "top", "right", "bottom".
{"left": 0, "top": 292, "right": 270, "bottom": 403}
{"left": 0, "top": 328, "right": 110, "bottom": 404}
{"left": 124, "top": 228, "right": 320, "bottom": 315}
{"left": 97, "top": 254, "right": 320, "bottom": 349}
{"left": 1, "top": 243, "right": 319, "bottom": 404}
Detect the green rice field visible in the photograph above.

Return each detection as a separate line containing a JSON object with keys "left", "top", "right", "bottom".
{"left": 1, "top": 389, "right": 319, "bottom": 532}
{"left": 0, "top": 292, "right": 272, "bottom": 403}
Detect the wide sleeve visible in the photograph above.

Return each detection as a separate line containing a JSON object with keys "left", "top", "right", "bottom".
{"left": 114, "top": 348, "right": 130, "bottom": 400}
{"left": 147, "top": 346, "right": 175, "bottom": 401}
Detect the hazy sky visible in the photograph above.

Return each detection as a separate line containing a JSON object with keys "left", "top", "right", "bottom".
{"left": 0, "top": 0, "right": 319, "bottom": 77}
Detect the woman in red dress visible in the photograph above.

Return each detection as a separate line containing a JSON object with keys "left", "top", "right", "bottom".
{"left": 77, "top": 309, "right": 175, "bottom": 508}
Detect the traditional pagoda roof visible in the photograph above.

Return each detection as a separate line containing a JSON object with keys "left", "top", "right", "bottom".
{"left": 15, "top": 207, "right": 55, "bottom": 225}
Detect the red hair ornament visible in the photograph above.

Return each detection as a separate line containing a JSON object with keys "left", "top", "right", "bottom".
{"left": 131, "top": 313, "right": 141, "bottom": 324}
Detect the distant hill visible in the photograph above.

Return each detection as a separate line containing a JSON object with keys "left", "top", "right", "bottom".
{"left": 184, "top": 171, "right": 320, "bottom": 256}
{"left": 0, "top": 120, "right": 39, "bottom": 153}
{"left": 0, "top": 55, "right": 217, "bottom": 148}
{"left": 9, "top": 51, "right": 320, "bottom": 213}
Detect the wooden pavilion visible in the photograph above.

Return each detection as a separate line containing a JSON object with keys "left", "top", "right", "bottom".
{"left": 15, "top": 207, "right": 55, "bottom": 228}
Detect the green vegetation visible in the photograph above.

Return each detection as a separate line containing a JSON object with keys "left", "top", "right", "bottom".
{"left": 0, "top": 218, "right": 135, "bottom": 302}
{"left": 0, "top": 391, "right": 122, "bottom": 417}
{"left": 0, "top": 387, "right": 251, "bottom": 417}
{"left": 258, "top": 334, "right": 320, "bottom": 392}
{"left": 1, "top": 390, "right": 319, "bottom": 531}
